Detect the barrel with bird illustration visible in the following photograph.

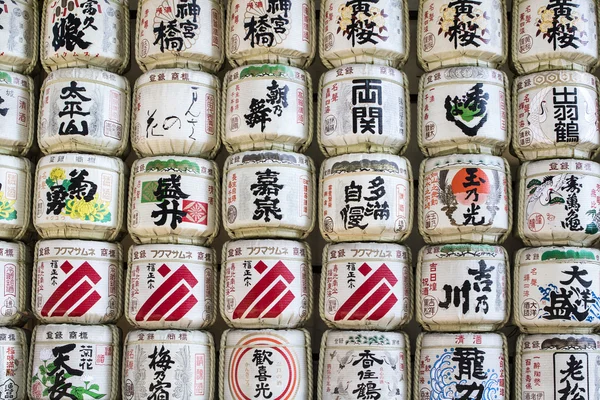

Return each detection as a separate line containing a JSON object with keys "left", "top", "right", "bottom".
{"left": 0, "top": 71, "right": 35, "bottom": 156}
{"left": 318, "top": 330, "right": 410, "bottom": 400}
{"left": 513, "top": 70, "right": 600, "bottom": 161}
{"left": 517, "top": 159, "right": 600, "bottom": 247}
{"left": 0, "top": 241, "right": 29, "bottom": 327}
{"left": 0, "top": 0, "right": 38, "bottom": 75}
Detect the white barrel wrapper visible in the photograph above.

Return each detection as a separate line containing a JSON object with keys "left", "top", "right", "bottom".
{"left": 226, "top": 0, "right": 315, "bottom": 68}
{"left": 415, "top": 332, "right": 508, "bottom": 400}
{"left": 318, "top": 330, "right": 410, "bottom": 400}
{"left": 417, "top": 244, "right": 509, "bottom": 331}
{"left": 40, "top": 0, "right": 129, "bottom": 73}
{"left": 0, "top": 241, "right": 29, "bottom": 326}
{"left": 132, "top": 69, "right": 220, "bottom": 158}
{"left": 515, "top": 246, "right": 600, "bottom": 333}
{"left": 419, "top": 155, "right": 511, "bottom": 244}
{"left": 516, "top": 334, "right": 600, "bottom": 400}
{"left": 320, "top": 0, "right": 409, "bottom": 68}
{"left": 419, "top": 67, "right": 509, "bottom": 156}
{"left": 518, "top": 159, "right": 600, "bottom": 246}
{"left": 126, "top": 244, "right": 216, "bottom": 329}
{"left": 0, "top": 327, "right": 27, "bottom": 400}
{"left": 38, "top": 68, "right": 131, "bottom": 157}
{"left": 513, "top": 70, "right": 600, "bottom": 161}
{"left": 33, "top": 240, "right": 122, "bottom": 324}
{"left": 319, "top": 64, "right": 409, "bottom": 156}
{"left": 221, "top": 239, "right": 311, "bottom": 328}
{"left": 220, "top": 329, "right": 311, "bottom": 400}
{"left": 223, "top": 150, "right": 315, "bottom": 239}
{"left": 123, "top": 330, "right": 215, "bottom": 400}
{"left": 34, "top": 153, "right": 126, "bottom": 241}
{"left": 28, "top": 324, "right": 120, "bottom": 400}
{"left": 512, "top": 0, "right": 599, "bottom": 74}
{"left": 321, "top": 153, "right": 412, "bottom": 242}
{"left": 129, "top": 156, "right": 219, "bottom": 245}
{"left": 0, "top": 155, "right": 31, "bottom": 241}
{"left": 0, "top": 71, "right": 34, "bottom": 156}
{"left": 223, "top": 64, "right": 312, "bottom": 153}
{"left": 135, "top": 0, "right": 224, "bottom": 73}
{"left": 0, "top": 0, "right": 38, "bottom": 74}
{"left": 418, "top": 0, "right": 507, "bottom": 71}
{"left": 320, "top": 242, "right": 411, "bottom": 330}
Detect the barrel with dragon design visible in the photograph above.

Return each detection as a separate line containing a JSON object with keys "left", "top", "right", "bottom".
{"left": 0, "top": 328, "right": 27, "bottom": 400}
{"left": 0, "top": 72, "right": 35, "bottom": 156}
{"left": 0, "top": 0, "right": 38, "bottom": 74}
{"left": 0, "top": 155, "right": 31, "bottom": 241}
{"left": 0, "top": 241, "right": 29, "bottom": 326}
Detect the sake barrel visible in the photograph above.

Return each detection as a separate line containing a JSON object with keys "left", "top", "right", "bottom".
{"left": 33, "top": 240, "right": 122, "bottom": 324}
{"left": 517, "top": 159, "right": 600, "bottom": 246}
{"left": 419, "top": 155, "right": 511, "bottom": 244}
{"left": 0, "top": 0, "right": 38, "bottom": 74}
{"left": 320, "top": 242, "right": 411, "bottom": 330}
{"left": 34, "top": 153, "right": 126, "bottom": 241}
{"left": 419, "top": 66, "right": 509, "bottom": 156}
{"left": 516, "top": 334, "right": 600, "bottom": 400}
{"left": 123, "top": 330, "right": 215, "bottom": 400}
{"left": 40, "top": 0, "right": 129, "bottom": 73}
{"left": 28, "top": 324, "right": 120, "bottom": 400}
{"left": 319, "top": 64, "right": 409, "bottom": 156}
{"left": 223, "top": 150, "right": 314, "bottom": 239}
{"left": 223, "top": 64, "right": 312, "bottom": 153}
{"left": 320, "top": 0, "right": 409, "bottom": 68}
{"left": 418, "top": 0, "right": 507, "bottom": 71}
{"left": 135, "top": 0, "right": 224, "bottom": 73}
{"left": 0, "top": 328, "right": 27, "bottom": 400}
{"left": 38, "top": 68, "right": 130, "bottom": 157}
{"left": 226, "top": 0, "right": 315, "bottom": 68}
{"left": 513, "top": 70, "right": 600, "bottom": 161}
{"left": 0, "top": 72, "right": 35, "bottom": 156}
{"left": 318, "top": 330, "right": 409, "bottom": 400}
{"left": 512, "top": 0, "right": 599, "bottom": 74}
{"left": 0, "top": 155, "right": 31, "bottom": 241}
{"left": 132, "top": 69, "right": 220, "bottom": 158}
{"left": 0, "top": 241, "right": 29, "bottom": 326}
{"left": 416, "top": 332, "right": 509, "bottom": 400}
{"left": 220, "top": 329, "right": 311, "bottom": 400}
{"left": 321, "top": 153, "right": 412, "bottom": 242}
{"left": 126, "top": 244, "right": 216, "bottom": 329}
{"left": 515, "top": 246, "right": 600, "bottom": 333}
{"left": 129, "top": 156, "right": 219, "bottom": 245}
{"left": 417, "top": 244, "right": 509, "bottom": 331}
{"left": 221, "top": 239, "right": 310, "bottom": 328}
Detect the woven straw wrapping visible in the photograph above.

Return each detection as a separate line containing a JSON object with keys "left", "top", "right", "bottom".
{"left": 0, "top": 155, "right": 32, "bottom": 241}
{"left": 0, "top": 327, "right": 27, "bottom": 400}
{"left": 0, "top": 242, "right": 30, "bottom": 327}
{"left": 225, "top": 0, "right": 316, "bottom": 68}
{"left": 0, "top": 0, "right": 38, "bottom": 75}
{"left": 512, "top": 70, "right": 600, "bottom": 161}
{"left": 34, "top": 153, "right": 126, "bottom": 241}
{"left": 417, "top": 66, "right": 510, "bottom": 157}
{"left": 220, "top": 239, "right": 312, "bottom": 329}
{"left": 317, "top": 330, "right": 411, "bottom": 400}
{"left": 135, "top": 0, "right": 224, "bottom": 73}
{"left": 40, "top": 0, "right": 129, "bottom": 73}
{"left": 317, "top": 64, "right": 410, "bottom": 156}
{"left": 38, "top": 68, "right": 131, "bottom": 157}
{"left": 511, "top": 0, "right": 599, "bottom": 74}
{"left": 417, "top": 0, "right": 507, "bottom": 71}
{"left": 0, "top": 72, "right": 35, "bottom": 156}
{"left": 319, "top": 0, "right": 410, "bottom": 68}
{"left": 222, "top": 64, "right": 313, "bottom": 153}
{"left": 32, "top": 240, "right": 123, "bottom": 324}
{"left": 416, "top": 244, "right": 510, "bottom": 332}
{"left": 131, "top": 69, "right": 221, "bottom": 158}
{"left": 125, "top": 243, "right": 217, "bottom": 330}
{"left": 319, "top": 242, "right": 413, "bottom": 330}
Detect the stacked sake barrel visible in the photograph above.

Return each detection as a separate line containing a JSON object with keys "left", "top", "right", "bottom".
{"left": 414, "top": 1, "right": 511, "bottom": 398}
{"left": 0, "top": 0, "right": 38, "bottom": 395}
{"left": 122, "top": 1, "right": 225, "bottom": 398}
{"left": 511, "top": 2, "right": 600, "bottom": 399}
{"left": 316, "top": 1, "right": 413, "bottom": 398}
{"left": 218, "top": 1, "right": 317, "bottom": 398}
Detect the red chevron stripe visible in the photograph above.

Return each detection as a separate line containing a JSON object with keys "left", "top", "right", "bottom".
{"left": 262, "top": 290, "right": 296, "bottom": 319}
{"left": 244, "top": 281, "right": 288, "bottom": 319}
{"left": 147, "top": 285, "right": 189, "bottom": 321}
{"left": 348, "top": 285, "right": 390, "bottom": 320}
{"left": 367, "top": 293, "right": 399, "bottom": 321}
{"left": 165, "top": 293, "right": 199, "bottom": 321}
{"left": 48, "top": 281, "right": 94, "bottom": 317}
{"left": 69, "top": 290, "right": 102, "bottom": 317}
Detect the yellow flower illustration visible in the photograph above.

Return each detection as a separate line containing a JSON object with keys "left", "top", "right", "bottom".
{"left": 64, "top": 195, "right": 111, "bottom": 223}
{"left": 0, "top": 191, "right": 17, "bottom": 221}
{"left": 539, "top": 8, "right": 554, "bottom": 23}
{"left": 49, "top": 168, "right": 66, "bottom": 182}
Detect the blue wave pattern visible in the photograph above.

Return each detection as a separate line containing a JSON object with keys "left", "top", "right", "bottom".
{"left": 428, "top": 349, "right": 501, "bottom": 400}
{"left": 538, "top": 284, "right": 600, "bottom": 322}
